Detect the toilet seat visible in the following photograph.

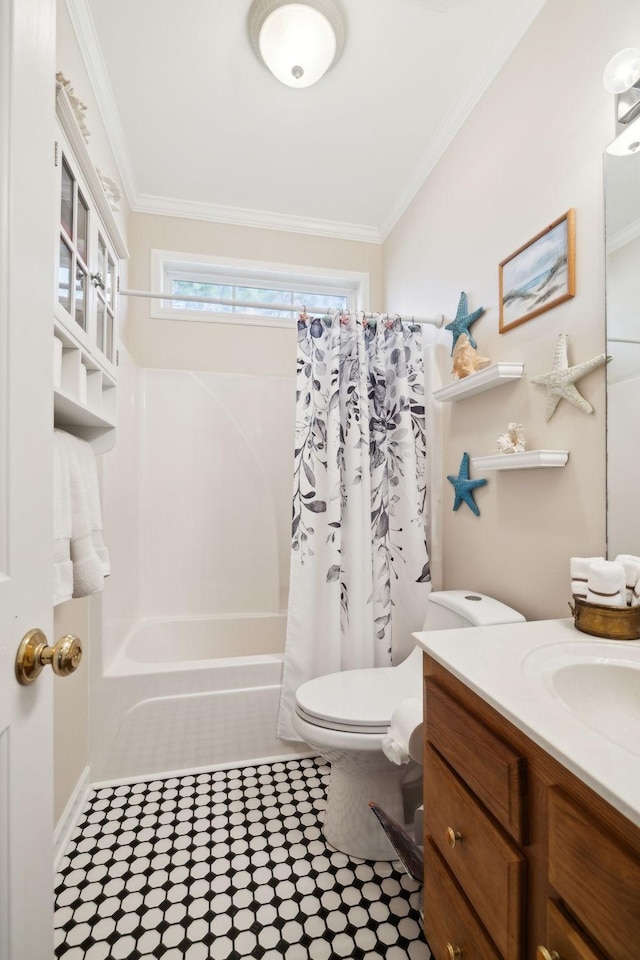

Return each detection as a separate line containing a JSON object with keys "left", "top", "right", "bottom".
{"left": 295, "top": 664, "right": 422, "bottom": 734}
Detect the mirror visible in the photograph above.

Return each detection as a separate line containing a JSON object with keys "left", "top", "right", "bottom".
{"left": 605, "top": 124, "right": 640, "bottom": 557}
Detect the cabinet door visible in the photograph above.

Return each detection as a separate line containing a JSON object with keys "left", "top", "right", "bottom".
{"left": 54, "top": 131, "right": 119, "bottom": 380}
{"left": 56, "top": 149, "right": 91, "bottom": 340}
{"left": 540, "top": 900, "right": 606, "bottom": 960}
{"left": 548, "top": 789, "right": 640, "bottom": 960}
{"left": 93, "top": 230, "right": 118, "bottom": 374}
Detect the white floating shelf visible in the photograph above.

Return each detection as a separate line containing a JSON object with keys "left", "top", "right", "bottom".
{"left": 471, "top": 450, "right": 569, "bottom": 471}
{"left": 54, "top": 389, "right": 115, "bottom": 430}
{"left": 433, "top": 362, "right": 524, "bottom": 402}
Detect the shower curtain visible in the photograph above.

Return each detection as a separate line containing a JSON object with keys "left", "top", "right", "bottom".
{"left": 277, "top": 312, "right": 432, "bottom": 741}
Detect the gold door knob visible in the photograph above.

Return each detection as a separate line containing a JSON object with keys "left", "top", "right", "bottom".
{"left": 537, "top": 948, "right": 560, "bottom": 960}
{"left": 446, "top": 944, "right": 462, "bottom": 960}
{"left": 446, "top": 827, "right": 462, "bottom": 848}
{"left": 15, "top": 629, "right": 82, "bottom": 685}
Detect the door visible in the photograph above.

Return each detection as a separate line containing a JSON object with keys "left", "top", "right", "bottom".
{"left": 0, "top": 0, "right": 56, "bottom": 958}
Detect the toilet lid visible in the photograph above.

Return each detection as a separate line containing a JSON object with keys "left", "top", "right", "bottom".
{"left": 295, "top": 666, "right": 422, "bottom": 733}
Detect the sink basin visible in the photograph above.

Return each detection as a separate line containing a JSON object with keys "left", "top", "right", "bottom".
{"left": 522, "top": 640, "right": 640, "bottom": 754}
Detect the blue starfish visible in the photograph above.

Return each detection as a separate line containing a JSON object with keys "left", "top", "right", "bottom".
{"left": 445, "top": 292, "right": 485, "bottom": 354}
{"left": 447, "top": 452, "right": 488, "bottom": 517}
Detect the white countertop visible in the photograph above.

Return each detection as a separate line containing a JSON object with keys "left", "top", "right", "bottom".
{"left": 414, "top": 618, "right": 640, "bottom": 827}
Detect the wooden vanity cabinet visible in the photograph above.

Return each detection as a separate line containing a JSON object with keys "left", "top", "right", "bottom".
{"left": 422, "top": 655, "right": 640, "bottom": 960}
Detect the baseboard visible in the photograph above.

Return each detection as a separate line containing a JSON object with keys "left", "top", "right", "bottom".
{"left": 91, "top": 751, "right": 318, "bottom": 791}
{"left": 54, "top": 764, "right": 92, "bottom": 873}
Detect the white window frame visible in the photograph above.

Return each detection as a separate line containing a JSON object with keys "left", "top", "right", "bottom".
{"left": 150, "top": 250, "right": 369, "bottom": 328}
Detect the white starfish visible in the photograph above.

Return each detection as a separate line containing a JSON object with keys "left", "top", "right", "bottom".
{"left": 530, "top": 333, "right": 610, "bottom": 421}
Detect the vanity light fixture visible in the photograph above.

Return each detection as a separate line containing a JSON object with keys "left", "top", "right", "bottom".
{"left": 603, "top": 47, "right": 640, "bottom": 124}
{"left": 248, "top": 0, "right": 345, "bottom": 88}
{"left": 605, "top": 115, "right": 640, "bottom": 156}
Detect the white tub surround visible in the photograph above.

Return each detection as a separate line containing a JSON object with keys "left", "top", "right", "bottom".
{"left": 414, "top": 618, "right": 640, "bottom": 826}
{"left": 90, "top": 614, "right": 309, "bottom": 782}
{"left": 108, "top": 614, "right": 287, "bottom": 671}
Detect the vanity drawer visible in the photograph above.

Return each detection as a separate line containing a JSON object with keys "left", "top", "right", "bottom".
{"left": 425, "top": 678, "right": 527, "bottom": 843}
{"left": 539, "top": 900, "right": 605, "bottom": 960}
{"left": 423, "top": 837, "right": 501, "bottom": 960}
{"left": 424, "top": 743, "right": 525, "bottom": 960}
{"left": 548, "top": 789, "right": 640, "bottom": 960}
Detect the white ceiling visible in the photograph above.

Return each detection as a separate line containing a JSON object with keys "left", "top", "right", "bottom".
{"left": 74, "top": 0, "right": 548, "bottom": 241}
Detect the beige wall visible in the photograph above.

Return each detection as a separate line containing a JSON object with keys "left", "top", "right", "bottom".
{"left": 127, "top": 213, "right": 382, "bottom": 376}
{"left": 382, "top": 0, "right": 640, "bottom": 621}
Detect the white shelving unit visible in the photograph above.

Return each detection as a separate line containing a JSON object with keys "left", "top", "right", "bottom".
{"left": 433, "top": 361, "right": 524, "bottom": 402}
{"left": 471, "top": 450, "right": 569, "bottom": 471}
{"left": 54, "top": 320, "right": 117, "bottom": 453}
{"left": 53, "top": 82, "right": 128, "bottom": 453}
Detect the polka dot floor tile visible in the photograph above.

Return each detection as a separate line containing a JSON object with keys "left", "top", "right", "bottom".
{"left": 55, "top": 757, "right": 432, "bottom": 959}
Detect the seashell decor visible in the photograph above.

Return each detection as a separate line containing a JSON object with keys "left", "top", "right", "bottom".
{"left": 451, "top": 333, "right": 491, "bottom": 379}
{"left": 496, "top": 422, "right": 526, "bottom": 454}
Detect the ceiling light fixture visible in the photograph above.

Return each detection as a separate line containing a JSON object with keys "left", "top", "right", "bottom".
{"left": 248, "top": 0, "right": 345, "bottom": 89}
{"left": 603, "top": 47, "right": 640, "bottom": 124}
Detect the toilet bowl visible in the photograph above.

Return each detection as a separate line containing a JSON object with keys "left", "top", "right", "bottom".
{"left": 292, "top": 590, "right": 525, "bottom": 860}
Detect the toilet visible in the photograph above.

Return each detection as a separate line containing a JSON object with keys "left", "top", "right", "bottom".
{"left": 292, "top": 590, "right": 525, "bottom": 860}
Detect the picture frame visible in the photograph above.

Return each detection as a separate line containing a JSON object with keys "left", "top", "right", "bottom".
{"left": 499, "top": 209, "right": 575, "bottom": 333}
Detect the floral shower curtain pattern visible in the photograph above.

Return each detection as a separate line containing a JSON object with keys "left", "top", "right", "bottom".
{"left": 277, "top": 312, "right": 431, "bottom": 741}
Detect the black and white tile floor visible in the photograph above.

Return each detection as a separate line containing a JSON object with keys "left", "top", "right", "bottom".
{"left": 55, "top": 757, "right": 432, "bottom": 960}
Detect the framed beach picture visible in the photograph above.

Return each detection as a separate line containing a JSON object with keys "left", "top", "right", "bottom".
{"left": 499, "top": 209, "right": 575, "bottom": 333}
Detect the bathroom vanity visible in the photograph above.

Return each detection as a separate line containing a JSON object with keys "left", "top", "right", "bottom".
{"left": 415, "top": 619, "right": 640, "bottom": 960}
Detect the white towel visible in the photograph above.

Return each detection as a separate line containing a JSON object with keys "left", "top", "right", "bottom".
{"left": 632, "top": 573, "right": 640, "bottom": 608}
{"left": 381, "top": 698, "right": 423, "bottom": 766}
{"left": 614, "top": 554, "right": 640, "bottom": 605}
{"left": 53, "top": 430, "right": 73, "bottom": 605}
{"left": 570, "top": 556, "right": 603, "bottom": 599}
{"left": 73, "top": 437, "right": 110, "bottom": 577}
{"left": 586, "top": 559, "right": 627, "bottom": 607}
{"left": 59, "top": 431, "right": 110, "bottom": 597}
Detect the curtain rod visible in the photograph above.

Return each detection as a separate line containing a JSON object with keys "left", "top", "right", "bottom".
{"left": 118, "top": 288, "right": 444, "bottom": 328}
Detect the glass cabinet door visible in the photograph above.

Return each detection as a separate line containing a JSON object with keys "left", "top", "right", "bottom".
{"left": 94, "top": 231, "right": 117, "bottom": 363}
{"left": 58, "top": 154, "right": 89, "bottom": 333}
{"left": 55, "top": 135, "right": 120, "bottom": 381}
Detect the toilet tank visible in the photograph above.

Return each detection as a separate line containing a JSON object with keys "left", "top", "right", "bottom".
{"left": 422, "top": 590, "right": 525, "bottom": 630}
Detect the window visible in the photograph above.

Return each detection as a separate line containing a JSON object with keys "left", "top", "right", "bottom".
{"left": 150, "top": 251, "right": 368, "bottom": 328}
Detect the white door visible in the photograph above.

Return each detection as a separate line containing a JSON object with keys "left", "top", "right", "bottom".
{"left": 0, "top": 0, "right": 57, "bottom": 958}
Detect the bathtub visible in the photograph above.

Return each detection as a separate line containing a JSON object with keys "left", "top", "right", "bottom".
{"left": 91, "top": 614, "right": 311, "bottom": 782}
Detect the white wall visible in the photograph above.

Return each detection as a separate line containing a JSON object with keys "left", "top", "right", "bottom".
{"left": 136, "top": 368, "right": 294, "bottom": 619}
{"left": 382, "top": 0, "right": 640, "bottom": 620}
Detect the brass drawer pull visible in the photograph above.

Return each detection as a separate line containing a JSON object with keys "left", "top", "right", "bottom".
{"left": 536, "top": 948, "right": 560, "bottom": 960}
{"left": 446, "top": 826, "right": 462, "bottom": 848}
{"left": 446, "top": 944, "right": 462, "bottom": 960}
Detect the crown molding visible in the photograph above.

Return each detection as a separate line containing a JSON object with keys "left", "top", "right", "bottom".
{"left": 130, "top": 192, "right": 381, "bottom": 242}
{"left": 64, "top": 0, "right": 140, "bottom": 208}
{"left": 379, "top": 0, "right": 549, "bottom": 240}
{"left": 606, "top": 216, "right": 640, "bottom": 253}
{"left": 66, "top": 0, "right": 546, "bottom": 245}
{"left": 65, "top": 0, "right": 379, "bottom": 243}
